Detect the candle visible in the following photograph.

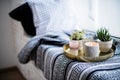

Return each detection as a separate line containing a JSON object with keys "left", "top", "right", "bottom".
{"left": 84, "top": 42, "right": 100, "bottom": 57}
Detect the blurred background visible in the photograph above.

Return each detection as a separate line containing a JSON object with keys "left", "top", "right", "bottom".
{"left": 0, "top": 0, "right": 120, "bottom": 79}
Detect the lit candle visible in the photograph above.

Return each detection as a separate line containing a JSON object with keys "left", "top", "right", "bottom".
{"left": 84, "top": 42, "right": 100, "bottom": 57}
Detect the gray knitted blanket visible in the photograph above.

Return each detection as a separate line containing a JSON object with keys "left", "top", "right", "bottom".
{"left": 18, "top": 31, "right": 120, "bottom": 80}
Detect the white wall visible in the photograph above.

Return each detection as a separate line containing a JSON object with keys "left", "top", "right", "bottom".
{"left": 0, "top": 0, "right": 30, "bottom": 69}
{"left": 97, "top": 0, "right": 120, "bottom": 37}
{"left": 0, "top": 0, "right": 18, "bottom": 69}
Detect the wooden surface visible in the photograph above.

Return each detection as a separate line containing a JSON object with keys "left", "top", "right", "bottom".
{"left": 0, "top": 66, "right": 25, "bottom": 80}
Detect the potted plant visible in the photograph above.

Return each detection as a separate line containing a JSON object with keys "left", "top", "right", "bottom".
{"left": 69, "top": 30, "right": 85, "bottom": 56}
{"left": 97, "top": 27, "right": 113, "bottom": 52}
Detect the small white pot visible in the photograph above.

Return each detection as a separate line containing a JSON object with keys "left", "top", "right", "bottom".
{"left": 98, "top": 39, "right": 113, "bottom": 52}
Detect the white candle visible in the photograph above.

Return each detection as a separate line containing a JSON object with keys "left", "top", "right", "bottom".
{"left": 84, "top": 42, "right": 99, "bottom": 57}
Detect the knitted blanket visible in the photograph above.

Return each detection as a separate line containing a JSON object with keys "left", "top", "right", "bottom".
{"left": 18, "top": 31, "right": 120, "bottom": 80}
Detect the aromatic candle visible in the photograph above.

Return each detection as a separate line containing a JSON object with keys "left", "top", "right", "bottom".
{"left": 84, "top": 42, "right": 100, "bottom": 57}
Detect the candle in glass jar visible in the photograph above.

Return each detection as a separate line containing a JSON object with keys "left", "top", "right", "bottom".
{"left": 84, "top": 42, "right": 100, "bottom": 57}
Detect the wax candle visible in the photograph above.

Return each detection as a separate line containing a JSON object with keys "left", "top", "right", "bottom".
{"left": 84, "top": 42, "right": 100, "bottom": 57}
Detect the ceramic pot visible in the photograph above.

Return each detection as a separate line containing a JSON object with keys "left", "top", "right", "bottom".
{"left": 98, "top": 39, "right": 113, "bottom": 52}
{"left": 84, "top": 42, "right": 100, "bottom": 57}
{"left": 69, "top": 40, "right": 80, "bottom": 49}
{"left": 69, "top": 40, "right": 83, "bottom": 49}
{"left": 69, "top": 40, "right": 83, "bottom": 56}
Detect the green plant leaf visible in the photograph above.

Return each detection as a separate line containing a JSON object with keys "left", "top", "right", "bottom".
{"left": 97, "top": 27, "right": 111, "bottom": 41}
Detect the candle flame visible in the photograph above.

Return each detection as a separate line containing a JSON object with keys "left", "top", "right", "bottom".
{"left": 86, "top": 42, "right": 98, "bottom": 46}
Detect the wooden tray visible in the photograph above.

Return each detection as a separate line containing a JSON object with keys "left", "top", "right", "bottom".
{"left": 63, "top": 44, "right": 116, "bottom": 62}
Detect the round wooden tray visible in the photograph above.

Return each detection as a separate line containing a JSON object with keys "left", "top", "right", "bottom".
{"left": 63, "top": 44, "right": 116, "bottom": 62}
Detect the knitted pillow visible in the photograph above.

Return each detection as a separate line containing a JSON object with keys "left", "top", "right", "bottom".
{"left": 26, "top": 0, "right": 92, "bottom": 35}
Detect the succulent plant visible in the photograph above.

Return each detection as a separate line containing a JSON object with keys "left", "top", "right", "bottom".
{"left": 97, "top": 27, "right": 111, "bottom": 41}
{"left": 70, "top": 30, "right": 85, "bottom": 40}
